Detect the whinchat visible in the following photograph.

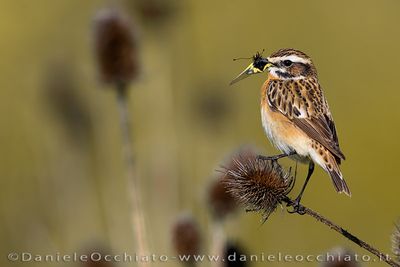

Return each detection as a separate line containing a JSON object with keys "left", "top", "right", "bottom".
{"left": 231, "top": 48, "right": 350, "bottom": 210}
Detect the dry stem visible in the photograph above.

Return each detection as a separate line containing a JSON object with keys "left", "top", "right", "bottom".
{"left": 283, "top": 197, "right": 399, "bottom": 267}
{"left": 116, "top": 85, "right": 150, "bottom": 267}
{"left": 210, "top": 222, "right": 225, "bottom": 267}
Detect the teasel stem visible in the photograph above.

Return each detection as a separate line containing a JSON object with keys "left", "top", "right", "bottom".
{"left": 116, "top": 83, "right": 150, "bottom": 266}
{"left": 282, "top": 197, "right": 399, "bottom": 267}
{"left": 210, "top": 222, "right": 225, "bottom": 267}
{"left": 223, "top": 152, "right": 398, "bottom": 267}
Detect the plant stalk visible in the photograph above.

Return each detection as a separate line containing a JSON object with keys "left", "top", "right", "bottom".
{"left": 116, "top": 84, "right": 150, "bottom": 267}
{"left": 210, "top": 222, "right": 225, "bottom": 267}
{"left": 283, "top": 198, "right": 399, "bottom": 267}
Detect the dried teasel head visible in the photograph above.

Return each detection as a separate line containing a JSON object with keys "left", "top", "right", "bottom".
{"left": 43, "top": 63, "right": 93, "bottom": 144}
{"left": 171, "top": 213, "right": 201, "bottom": 260}
{"left": 319, "top": 247, "right": 360, "bottom": 267}
{"left": 130, "top": 0, "right": 177, "bottom": 27}
{"left": 207, "top": 148, "right": 256, "bottom": 221}
{"left": 192, "top": 82, "right": 233, "bottom": 132}
{"left": 207, "top": 175, "right": 238, "bottom": 221}
{"left": 207, "top": 177, "right": 237, "bottom": 221}
{"left": 93, "top": 8, "right": 139, "bottom": 87}
{"left": 223, "top": 151, "right": 293, "bottom": 221}
{"left": 392, "top": 222, "right": 400, "bottom": 262}
{"left": 223, "top": 241, "right": 248, "bottom": 267}
{"left": 80, "top": 246, "right": 114, "bottom": 267}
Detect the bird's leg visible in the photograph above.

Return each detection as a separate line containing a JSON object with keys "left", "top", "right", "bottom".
{"left": 288, "top": 161, "right": 315, "bottom": 215}
{"left": 257, "top": 151, "right": 296, "bottom": 162}
{"left": 286, "top": 160, "right": 298, "bottom": 194}
{"left": 292, "top": 160, "right": 298, "bottom": 189}
{"left": 295, "top": 161, "right": 314, "bottom": 203}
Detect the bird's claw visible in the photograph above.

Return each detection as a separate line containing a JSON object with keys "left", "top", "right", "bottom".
{"left": 256, "top": 155, "right": 277, "bottom": 162}
{"left": 287, "top": 199, "right": 306, "bottom": 215}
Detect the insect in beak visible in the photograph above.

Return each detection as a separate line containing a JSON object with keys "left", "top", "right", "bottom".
{"left": 230, "top": 56, "right": 272, "bottom": 85}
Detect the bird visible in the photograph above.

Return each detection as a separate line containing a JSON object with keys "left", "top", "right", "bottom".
{"left": 230, "top": 48, "right": 350, "bottom": 211}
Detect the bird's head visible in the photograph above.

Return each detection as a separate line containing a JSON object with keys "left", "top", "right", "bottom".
{"left": 230, "top": 48, "right": 317, "bottom": 85}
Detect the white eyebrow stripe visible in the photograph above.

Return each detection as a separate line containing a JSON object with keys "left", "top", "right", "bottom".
{"left": 268, "top": 55, "right": 311, "bottom": 64}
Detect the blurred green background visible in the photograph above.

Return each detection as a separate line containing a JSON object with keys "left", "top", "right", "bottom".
{"left": 1, "top": 0, "right": 400, "bottom": 266}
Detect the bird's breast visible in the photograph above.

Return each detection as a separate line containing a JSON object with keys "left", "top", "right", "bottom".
{"left": 260, "top": 80, "right": 311, "bottom": 162}
{"left": 260, "top": 102, "right": 294, "bottom": 155}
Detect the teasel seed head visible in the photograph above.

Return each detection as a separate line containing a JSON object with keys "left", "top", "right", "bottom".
{"left": 207, "top": 177, "right": 237, "bottom": 221}
{"left": 392, "top": 222, "right": 400, "bottom": 262}
{"left": 81, "top": 246, "right": 114, "bottom": 267}
{"left": 222, "top": 151, "right": 293, "bottom": 221}
{"left": 319, "top": 247, "right": 360, "bottom": 267}
{"left": 93, "top": 8, "right": 139, "bottom": 88}
{"left": 172, "top": 213, "right": 201, "bottom": 261}
{"left": 192, "top": 82, "right": 233, "bottom": 132}
{"left": 130, "top": 0, "right": 177, "bottom": 27}
{"left": 223, "top": 241, "right": 248, "bottom": 267}
{"left": 208, "top": 147, "right": 259, "bottom": 221}
{"left": 43, "top": 63, "right": 93, "bottom": 144}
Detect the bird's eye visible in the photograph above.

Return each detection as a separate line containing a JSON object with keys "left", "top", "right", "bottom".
{"left": 283, "top": 60, "right": 293, "bottom": 67}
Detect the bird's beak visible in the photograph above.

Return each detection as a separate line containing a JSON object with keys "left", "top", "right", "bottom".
{"left": 230, "top": 60, "right": 273, "bottom": 85}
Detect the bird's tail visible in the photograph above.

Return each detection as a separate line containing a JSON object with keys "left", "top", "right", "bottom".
{"left": 328, "top": 168, "right": 351, "bottom": 196}
{"left": 325, "top": 154, "right": 351, "bottom": 196}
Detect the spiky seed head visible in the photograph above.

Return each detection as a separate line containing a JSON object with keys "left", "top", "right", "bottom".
{"left": 81, "top": 247, "right": 114, "bottom": 267}
{"left": 208, "top": 147, "right": 258, "bottom": 220}
{"left": 131, "top": 0, "right": 176, "bottom": 26}
{"left": 207, "top": 177, "right": 237, "bottom": 221}
{"left": 319, "top": 247, "right": 360, "bottom": 267}
{"left": 223, "top": 241, "right": 248, "bottom": 267}
{"left": 392, "top": 222, "right": 400, "bottom": 262}
{"left": 44, "top": 63, "right": 93, "bottom": 144}
{"left": 222, "top": 152, "right": 293, "bottom": 221}
{"left": 172, "top": 213, "right": 201, "bottom": 260}
{"left": 93, "top": 8, "right": 139, "bottom": 87}
{"left": 192, "top": 84, "right": 232, "bottom": 131}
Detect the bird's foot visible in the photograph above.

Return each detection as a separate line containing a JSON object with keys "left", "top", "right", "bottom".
{"left": 287, "top": 197, "right": 306, "bottom": 215}
{"left": 256, "top": 155, "right": 278, "bottom": 162}
{"left": 256, "top": 152, "right": 295, "bottom": 162}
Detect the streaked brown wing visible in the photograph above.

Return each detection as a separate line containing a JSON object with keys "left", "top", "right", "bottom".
{"left": 267, "top": 78, "right": 345, "bottom": 162}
